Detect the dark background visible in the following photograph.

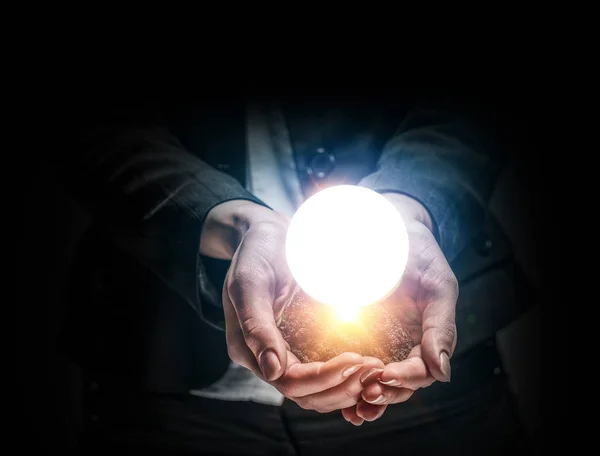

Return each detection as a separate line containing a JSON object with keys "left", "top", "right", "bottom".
{"left": 15, "top": 82, "right": 553, "bottom": 453}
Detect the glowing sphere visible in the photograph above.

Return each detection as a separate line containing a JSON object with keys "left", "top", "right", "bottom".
{"left": 285, "top": 185, "right": 409, "bottom": 321}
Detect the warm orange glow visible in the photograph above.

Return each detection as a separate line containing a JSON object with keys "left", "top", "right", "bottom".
{"left": 334, "top": 304, "right": 361, "bottom": 322}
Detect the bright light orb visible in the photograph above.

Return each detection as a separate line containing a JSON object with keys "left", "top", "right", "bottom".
{"left": 285, "top": 185, "right": 409, "bottom": 321}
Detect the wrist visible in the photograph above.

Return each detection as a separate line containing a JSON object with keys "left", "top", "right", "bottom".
{"left": 200, "top": 200, "right": 281, "bottom": 259}
{"left": 381, "top": 192, "right": 434, "bottom": 233}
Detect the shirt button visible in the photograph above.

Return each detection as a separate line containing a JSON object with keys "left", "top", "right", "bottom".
{"left": 307, "top": 149, "right": 335, "bottom": 180}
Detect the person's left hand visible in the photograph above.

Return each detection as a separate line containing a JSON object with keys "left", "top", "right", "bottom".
{"left": 341, "top": 193, "right": 459, "bottom": 425}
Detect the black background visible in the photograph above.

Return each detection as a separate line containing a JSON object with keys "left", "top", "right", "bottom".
{"left": 15, "top": 58, "right": 555, "bottom": 454}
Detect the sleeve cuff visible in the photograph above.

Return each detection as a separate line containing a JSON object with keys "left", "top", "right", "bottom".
{"left": 359, "top": 161, "right": 469, "bottom": 263}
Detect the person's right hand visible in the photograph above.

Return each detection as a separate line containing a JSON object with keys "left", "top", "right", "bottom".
{"left": 201, "top": 200, "right": 379, "bottom": 412}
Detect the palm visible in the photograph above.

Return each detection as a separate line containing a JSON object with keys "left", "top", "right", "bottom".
{"left": 382, "top": 289, "right": 423, "bottom": 350}
{"left": 379, "top": 221, "right": 438, "bottom": 355}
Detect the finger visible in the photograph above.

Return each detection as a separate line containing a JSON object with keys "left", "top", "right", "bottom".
{"left": 362, "top": 381, "right": 415, "bottom": 405}
{"left": 378, "top": 346, "right": 436, "bottom": 390}
{"left": 355, "top": 400, "right": 387, "bottom": 422}
{"left": 292, "top": 365, "right": 365, "bottom": 413}
{"left": 226, "top": 263, "right": 288, "bottom": 381}
{"left": 419, "top": 256, "right": 459, "bottom": 383}
{"left": 274, "top": 352, "right": 364, "bottom": 399}
{"left": 342, "top": 406, "right": 364, "bottom": 426}
{"left": 223, "top": 287, "right": 262, "bottom": 376}
{"left": 290, "top": 357, "right": 384, "bottom": 412}
{"left": 359, "top": 356, "right": 385, "bottom": 385}
{"left": 225, "top": 293, "right": 304, "bottom": 385}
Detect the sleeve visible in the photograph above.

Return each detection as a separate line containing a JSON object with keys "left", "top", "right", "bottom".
{"left": 52, "top": 104, "right": 266, "bottom": 325}
{"left": 358, "top": 104, "right": 508, "bottom": 263}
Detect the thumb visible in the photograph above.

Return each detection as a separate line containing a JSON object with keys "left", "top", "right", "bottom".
{"left": 227, "top": 276, "right": 288, "bottom": 382}
{"left": 419, "top": 282, "right": 458, "bottom": 382}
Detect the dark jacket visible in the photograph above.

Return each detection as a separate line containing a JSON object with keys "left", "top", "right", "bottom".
{"left": 57, "top": 96, "right": 533, "bottom": 393}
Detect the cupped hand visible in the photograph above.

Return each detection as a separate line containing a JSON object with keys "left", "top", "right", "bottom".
{"left": 204, "top": 200, "right": 378, "bottom": 413}
{"left": 344, "top": 193, "right": 459, "bottom": 424}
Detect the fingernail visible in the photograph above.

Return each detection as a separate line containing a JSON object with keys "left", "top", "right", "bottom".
{"left": 259, "top": 349, "right": 281, "bottom": 381}
{"left": 360, "top": 368, "right": 384, "bottom": 383}
{"left": 343, "top": 364, "right": 363, "bottom": 378}
{"left": 379, "top": 378, "right": 401, "bottom": 386}
{"left": 440, "top": 351, "right": 451, "bottom": 382}
{"left": 353, "top": 419, "right": 364, "bottom": 426}
{"left": 367, "top": 394, "right": 386, "bottom": 405}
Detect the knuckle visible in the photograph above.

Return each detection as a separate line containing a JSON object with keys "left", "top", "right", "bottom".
{"left": 419, "top": 268, "right": 441, "bottom": 292}
{"left": 420, "top": 260, "right": 458, "bottom": 298}
{"left": 227, "top": 274, "right": 249, "bottom": 300}
{"left": 233, "top": 265, "right": 259, "bottom": 285}
{"left": 402, "top": 363, "right": 422, "bottom": 382}
{"left": 226, "top": 274, "right": 243, "bottom": 301}
{"left": 439, "top": 322, "right": 457, "bottom": 342}
{"left": 446, "top": 273, "right": 459, "bottom": 298}
{"left": 395, "top": 389, "right": 414, "bottom": 403}
{"left": 227, "top": 265, "right": 264, "bottom": 299}
{"left": 295, "top": 397, "right": 315, "bottom": 411}
{"left": 319, "top": 404, "right": 336, "bottom": 414}
{"left": 422, "top": 378, "right": 436, "bottom": 388}
{"left": 277, "top": 382, "right": 298, "bottom": 399}
{"left": 344, "top": 387, "right": 358, "bottom": 400}
{"left": 241, "top": 316, "right": 268, "bottom": 341}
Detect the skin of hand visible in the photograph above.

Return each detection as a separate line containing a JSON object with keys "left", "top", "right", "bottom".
{"left": 342, "top": 192, "right": 459, "bottom": 425}
{"left": 200, "top": 200, "right": 380, "bottom": 413}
